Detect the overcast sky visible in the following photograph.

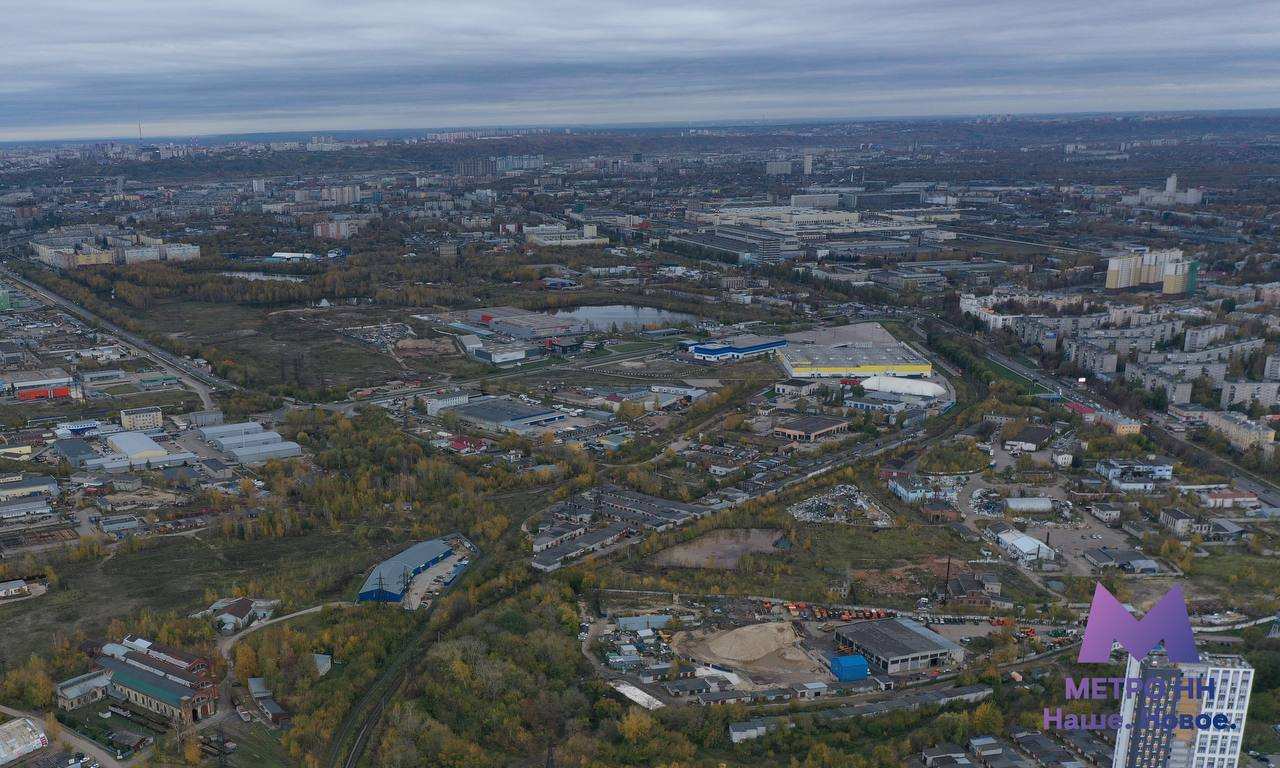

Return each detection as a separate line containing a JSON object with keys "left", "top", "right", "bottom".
{"left": 4, "top": 0, "right": 1280, "bottom": 141}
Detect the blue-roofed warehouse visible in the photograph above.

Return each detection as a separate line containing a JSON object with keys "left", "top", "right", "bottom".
{"left": 689, "top": 334, "right": 786, "bottom": 362}
{"left": 357, "top": 539, "right": 453, "bottom": 602}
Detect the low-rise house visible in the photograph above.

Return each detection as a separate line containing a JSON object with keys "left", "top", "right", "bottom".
{"left": 0, "top": 579, "right": 31, "bottom": 598}
{"left": 210, "top": 597, "right": 276, "bottom": 634}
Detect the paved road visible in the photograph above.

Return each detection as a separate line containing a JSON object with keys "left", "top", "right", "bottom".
{"left": 1, "top": 266, "right": 231, "bottom": 408}
{"left": 0, "top": 703, "right": 126, "bottom": 768}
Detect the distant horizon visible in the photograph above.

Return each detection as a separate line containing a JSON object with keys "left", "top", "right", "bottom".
{"left": 5, "top": 105, "right": 1280, "bottom": 148}
{"left": 7, "top": 0, "right": 1280, "bottom": 144}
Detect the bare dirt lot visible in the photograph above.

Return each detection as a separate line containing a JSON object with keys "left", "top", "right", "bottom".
{"left": 851, "top": 555, "right": 965, "bottom": 597}
{"left": 649, "top": 528, "right": 784, "bottom": 570}
{"left": 673, "top": 621, "right": 830, "bottom": 684}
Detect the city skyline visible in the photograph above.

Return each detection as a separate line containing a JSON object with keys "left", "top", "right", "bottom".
{"left": 5, "top": 0, "right": 1280, "bottom": 142}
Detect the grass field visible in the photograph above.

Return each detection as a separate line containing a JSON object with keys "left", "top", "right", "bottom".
{"left": 134, "top": 301, "right": 406, "bottom": 391}
{"left": 0, "top": 531, "right": 401, "bottom": 663}
{"left": 1186, "top": 549, "right": 1280, "bottom": 613}
{"left": 985, "top": 358, "right": 1049, "bottom": 394}
{"left": 222, "top": 718, "right": 293, "bottom": 768}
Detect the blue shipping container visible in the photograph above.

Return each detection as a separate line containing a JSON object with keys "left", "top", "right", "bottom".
{"left": 830, "top": 654, "right": 869, "bottom": 682}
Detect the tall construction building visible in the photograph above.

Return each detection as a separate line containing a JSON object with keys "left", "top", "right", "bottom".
{"left": 1112, "top": 653, "right": 1253, "bottom": 768}
{"left": 1162, "top": 258, "right": 1200, "bottom": 295}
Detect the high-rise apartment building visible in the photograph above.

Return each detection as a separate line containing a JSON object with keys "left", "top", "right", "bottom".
{"left": 1113, "top": 654, "right": 1253, "bottom": 768}
{"left": 1105, "top": 247, "right": 1197, "bottom": 294}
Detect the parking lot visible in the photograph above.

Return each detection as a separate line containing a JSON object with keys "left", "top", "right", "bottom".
{"left": 401, "top": 544, "right": 471, "bottom": 610}
{"left": 1025, "top": 514, "right": 1129, "bottom": 576}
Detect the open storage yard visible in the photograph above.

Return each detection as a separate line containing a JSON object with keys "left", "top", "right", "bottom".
{"left": 672, "top": 621, "right": 830, "bottom": 684}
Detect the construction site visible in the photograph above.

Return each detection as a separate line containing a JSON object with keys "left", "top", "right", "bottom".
{"left": 672, "top": 621, "right": 830, "bottom": 684}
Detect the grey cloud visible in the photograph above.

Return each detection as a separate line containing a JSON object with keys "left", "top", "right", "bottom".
{"left": 2, "top": 0, "right": 1279, "bottom": 139}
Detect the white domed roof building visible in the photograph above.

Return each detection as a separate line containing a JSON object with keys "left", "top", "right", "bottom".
{"left": 860, "top": 376, "right": 945, "bottom": 398}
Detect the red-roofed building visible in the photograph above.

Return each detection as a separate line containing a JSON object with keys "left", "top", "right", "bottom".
{"left": 1064, "top": 402, "right": 1096, "bottom": 420}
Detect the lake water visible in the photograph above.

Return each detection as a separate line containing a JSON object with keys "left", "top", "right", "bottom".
{"left": 221, "top": 271, "right": 306, "bottom": 283}
{"left": 547, "top": 304, "right": 697, "bottom": 330}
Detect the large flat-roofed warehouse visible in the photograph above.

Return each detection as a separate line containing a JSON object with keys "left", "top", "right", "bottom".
{"left": 357, "top": 539, "right": 453, "bottom": 602}
{"left": 198, "top": 422, "right": 264, "bottom": 441}
{"left": 107, "top": 431, "right": 168, "bottom": 461}
{"left": 773, "top": 414, "right": 850, "bottom": 442}
{"left": 0, "top": 474, "right": 59, "bottom": 501}
{"left": 3, "top": 367, "right": 75, "bottom": 400}
{"left": 211, "top": 431, "right": 286, "bottom": 451}
{"left": 230, "top": 441, "right": 302, "bottom": 465}
{"left": 835, "top": 618, "right": 964, "bottom": 674}
{"left": 196, "top": 421, "right": 301, "bottom": 464}
{"left": 780, "top": 323, "right": 932, "bottom": 379}
{"left": 446, "top": 396, "right": 566, "bottom": 434}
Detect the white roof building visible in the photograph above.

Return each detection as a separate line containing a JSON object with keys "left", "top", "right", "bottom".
{"left": 997, "top": 529, "right": 1055, "bottom": 563}
{"left": 107, "top": 431, "right": 167, "bottom": 461}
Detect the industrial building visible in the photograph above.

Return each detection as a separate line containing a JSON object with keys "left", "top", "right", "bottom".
{"left": 357, "top": 538, "right": 454, "bottom": 602}
{"left": 834, "top": 618, "right": 964, "bottom": 674}
{"left": 0, "top": 497, "right": 53, "bottom": 523}
{"left": 107, "top": 431, "right": 168, "bottom": 462}
{"left": 523, "top": 223, "right": 610, "bottom": 247}
{"left": 465, "top": 306, "right": 590, "bottom": 339}
{"left": 446, "top": 396, "right": 566, "bottom": 434}
{"left": 996, "top": 528, "right": 1055, "bottom": 565}
{"left": 1, "top": 367, "right": 76, "bottom": 400}
{"left": 531, "top": 522, "right": 629, "bottom": 572}
{"left": 211, "top": 430, "right": 286, "bottom": 451}
{"left": 230, "top": 441, "right": 303, "bottom": 464}
{"left": 57, "top": 636, "right": 218, "bottom": 725}
{"left": 779, "top": 323, "right": 932, "bottom": 379}
{"left": 828, "top": 654, "right": 870, "bottom": 682}
{"left": 197, "top": 421, "right": 264, "bottom": 441}
{"left": 0, "top": 474, "right": 59, "bottom": 501}
{"left": 197, "top": 421, "right": 302, "bottom": 464}
{"left": 773, "top": 415, "right": 850, "bottom": 442}
{"left": 779, "top": 346, "right": 932, "bottom": 379}
{"left": 688, "top": 334, "right": 786, "bottom": 362}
